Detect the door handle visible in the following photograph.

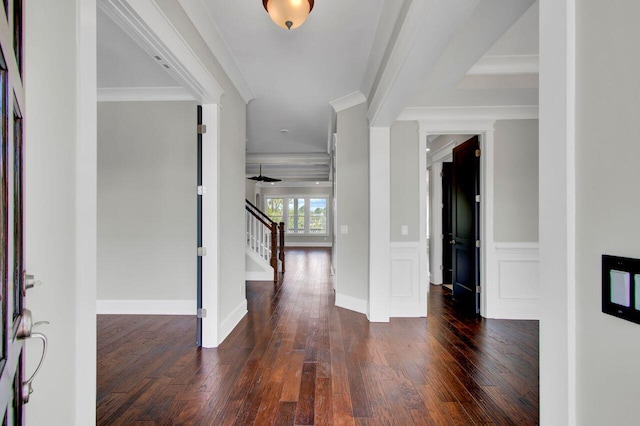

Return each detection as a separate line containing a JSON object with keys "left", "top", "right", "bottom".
{"left": 22, "top": 332, "right": 47, "bottom": 404}
{"left": 450, "top": 240, "right": 456, "bottom": 245}
{"left": 16, "top": 309, "right": 49, "bottom": 339}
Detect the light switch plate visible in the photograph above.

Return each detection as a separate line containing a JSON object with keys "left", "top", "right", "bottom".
{"left": 401, "top": 225, "right": 408, "bottom": 235}
{"left": 340, "top": 225, "right": 348, "bottom": 234}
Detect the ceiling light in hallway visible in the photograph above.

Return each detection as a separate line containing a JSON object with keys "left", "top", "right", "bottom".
{"left": 262, "top": 0, "right": 314, "bottom": 30}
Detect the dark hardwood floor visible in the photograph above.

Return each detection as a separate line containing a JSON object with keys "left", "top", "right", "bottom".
{"left": 97, "top": 248, "right": 539, "bottom": 425}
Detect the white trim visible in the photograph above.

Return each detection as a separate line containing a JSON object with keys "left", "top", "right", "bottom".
{"left": 419, "top": 133, "right": 429, "bottom": 312}
{"left": 329, "top": 91, "right": 367, "bottom": 113}
{"left": 97, "top": 86, "right": 195, "bottom": 102}
{"left": 201, "top": 104, "right": 221, "bottom": 348}
{"left": 76, "top": 1, "right": 98, "bottom": 424}
{"left": 368, "top": 127, "right": 391, "bottom": 322}
{"left": 246, "top": 271, "right": 274, "bottom": 281}
{"left": 389, "top": 243, "right": 425, "bottom": 318}
{"left": 428, "top": 163, "right": 443, "bottom": 284}
{"left": 256, "top": 181, "right": 332, "bottom": 189}
{"left": 177, "top": 0, "right": 254, "bottom": 103}
{"left": 399, "top": 106, "right": 539, "bottom": 122}
{"left": 96, "top": 299, "right": 196, "bottom": 315}
{"left": 390, "top": 242, "right": 420, "bottom": 249}
{"left": 539, "top": 0, "right": 576, "bottom": 424}
{"left": 467, "top": 54, "right": 539, "bottom": 75}
{"left": 485, "top": 242, "right": 540, "bottom": 320}
{"left": 248, "top": 152, "right": 331, "bottom": 166}
{"left": 98, "top": 0, "right": 225, "bottom": 103}
{"left": 335, "top": 293, "right": 368, "bottom": 315}
{"left": 285, "top": 242, "right": 332, "bottom": 248}
{"left": 217, "top": 299, "right": 248, "bottom": 345}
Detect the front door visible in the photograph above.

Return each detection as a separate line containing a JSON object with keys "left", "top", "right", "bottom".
{"left": 451, "top": 136, "right": 480, "bottom": 314}
{"left": 0, "top": 1, "right": 38, "bottom": 423}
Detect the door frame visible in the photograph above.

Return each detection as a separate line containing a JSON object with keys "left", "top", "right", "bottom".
{"left": 421, "top": 121, "right": 494, "bottom": 317}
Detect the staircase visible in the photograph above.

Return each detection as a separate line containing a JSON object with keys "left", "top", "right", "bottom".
{"left": 245, "top": 199, "right": 285, "bottom": 282}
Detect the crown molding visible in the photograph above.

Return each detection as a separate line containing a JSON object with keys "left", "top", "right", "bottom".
{"left": 98, "top": 0, "right": 225, "bottom": 104}
{"left": 97, "top": 86, "right": 195, "bottom": 102}
{"left": 178, "top": 0, "right": 255, "bottom": 103}
{"left": 467, "top": 54, "right": 539, "bottom": 75}
{"left": 398, "top": 105, "right": 539, "bottom": 122}
{"left": 329, "top": 91, "right": 367, "bottom": 113}
{"left": 246, "top": 152, "right": 330, "bottom": 166}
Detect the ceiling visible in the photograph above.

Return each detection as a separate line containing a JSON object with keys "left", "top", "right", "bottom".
{"left": 96, "top": 0, "right": 538, "bottom": 181}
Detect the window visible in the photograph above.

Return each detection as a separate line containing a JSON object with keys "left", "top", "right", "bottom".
{"left": 309, "top": 198, "right": 327, "bottom": 234}
{"left": 266, "top": 198, "right": 284, "bottom": 223}
{"left": 265, "top": 196, "right": 328, "bottom": 235}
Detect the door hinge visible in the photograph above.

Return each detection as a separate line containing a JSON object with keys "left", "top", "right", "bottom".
{"left": 440, "top": 170, "right": 444, "bottom": 177}
{"left": 441, "top": 203, "right": 444, "bottom": 209}
{"left": 476, "top": 285, "right": 481, "bottom": 294}
{"left": 440, "top": 265, "right": 443, "bottom": 270}
{"left": 197, "top": 308, "right": 207, "bottom": 318}
{"left": 197, "top": 185, "right": 207, "bottom": 196}
{"left": 475, "top": 194, "right": 480, "bottom": 203}
{"left": 476, "top": 240, "right": 481, "bottom": 248}
{"left": 197, "top": 247, "right": 207, "bottom": 256}
{"left": 197, "top": 124, "right": 207, "bottom": 134}
{"left": 440, "top": 234, "right": 444, "bottom": 240}
{"left": 475, "top": 149, "right": 481, "bottom": 158}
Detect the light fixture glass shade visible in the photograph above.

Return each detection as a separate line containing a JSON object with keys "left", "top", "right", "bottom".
{"left": 263, "top": 0, "right": 313, "bottom": 30}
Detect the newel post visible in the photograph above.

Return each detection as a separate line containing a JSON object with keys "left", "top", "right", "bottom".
{"left": 270, "top": 224, "right": 278, "bottom": 281}
{"left": 279, "top": 222, "right": 285, "bottom": 273}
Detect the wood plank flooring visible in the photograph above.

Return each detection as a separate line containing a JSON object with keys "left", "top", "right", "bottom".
{"left": 97, "top": 248, "right": 539, "bottom": 425}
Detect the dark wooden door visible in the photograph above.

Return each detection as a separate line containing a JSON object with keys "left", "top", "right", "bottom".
{"left": 0, "top": 1, "right": 34, "bottom": 423}
{"left": 451, "top": 136, "right": 480, "bottom": 314}
{"left": 441, "top": 162, "right": 453, "bottom": 284}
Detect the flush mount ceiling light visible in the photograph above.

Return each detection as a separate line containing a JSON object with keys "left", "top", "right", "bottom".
{"left": 262, "top": 0, "right": 314, "bottom": 30}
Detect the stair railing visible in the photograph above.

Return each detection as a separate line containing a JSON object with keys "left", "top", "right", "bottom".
{"left": 245, "top": 199, "right": 285, "bottom": 281}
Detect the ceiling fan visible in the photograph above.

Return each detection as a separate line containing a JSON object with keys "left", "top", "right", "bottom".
{"left": 247, "top": 164, "right": 282, "bottom": 182}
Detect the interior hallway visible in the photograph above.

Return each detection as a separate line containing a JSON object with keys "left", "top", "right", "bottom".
{"left": 97, "top": 248, "right": 539, "bottom": 425}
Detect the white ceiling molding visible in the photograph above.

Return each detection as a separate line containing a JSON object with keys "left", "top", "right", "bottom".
{"left": 256, "top": 181, "right": 333, "bottom": 189}
{"left": 98, "top": 0, "right": 224, "bottom": 104}
{"left": 467, "top": 54, "right": 539, "bottom": 75}
{"left": 177, "top": 0, "right": 254, "bottom": 103}
{"left": 419, "top": 119, "right": 496, "bottom": 136}
{"left": 367, "top": 0, "right": 481, "bottom": 127}
{"left": 97, "top": 86, "right": 195, "bottom": 102}
{"left": 246, "top": 152, "right": 330, "bottom": 166}
{"left": 398, "top": 105, "right": 539, "bottom": 122}
{"left": 329, "top": 91, "right": 367, "bottom": 113}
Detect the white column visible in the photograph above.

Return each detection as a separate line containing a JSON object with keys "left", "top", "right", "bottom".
{"left": 539, "top": 0, "right": 576, "bottom": 424}
{"left": 368, "top": 127, "right": 390, "bottom": 322}
{"left": 418, "top": 132, "right": 428, "bottom": 315}
{"left": 429, "top": 162, "right": 443, "bottom": 285}
{"left": 76, "top": 0, "right": 97, "bottom": 423}
{"left": 201, "top": 104, "right": 220, "bottom": 348}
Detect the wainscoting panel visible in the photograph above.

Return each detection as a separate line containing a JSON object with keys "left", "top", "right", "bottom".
{"left": 390, "top": 243, "right": 426, "bottom": 317}
{"left": 486, "top": 243, "right": 540, "bottom": 319}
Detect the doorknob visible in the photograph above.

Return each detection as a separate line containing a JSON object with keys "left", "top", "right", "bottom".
{"left": 450, "top": 240, "right": 456, "bottom": 245}
{"left": 21, "top": 332, "right": 47, "bottom": 404}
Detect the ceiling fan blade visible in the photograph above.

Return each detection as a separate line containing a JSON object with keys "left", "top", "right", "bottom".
{"left": 261, "top": 176, "right": 282, "bottom": 182}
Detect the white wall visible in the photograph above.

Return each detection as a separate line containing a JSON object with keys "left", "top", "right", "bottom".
{"left": 493, "top": 119, "right": 538, "bottom": 242}
{"left": 25, "top": 1, "right": 96, "bottom": 424}
{"left": 575, "top": 2, "right": 640, "bottom": 423}
{"left": 334, "top": 102, "right": 369, "bottom": 312}
{"left": 97, "top": 101, "right": 197, "bottom": 309}
{"left": 390, "top": 121, "right": 420, "bottom": 242}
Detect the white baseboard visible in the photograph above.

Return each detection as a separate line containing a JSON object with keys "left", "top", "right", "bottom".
{"left": 96, "top": 299, "right": 195, "bottom": 315}
{"left": 335, "top": 293, "right": 367, "bottom": 315}
{"left": 246, "top": 271, "right": 274, "bottom": 281}
{"left": 218, "top": 299, "right": 248, "bottom": 345}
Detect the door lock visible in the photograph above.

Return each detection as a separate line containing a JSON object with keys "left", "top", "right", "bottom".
{"left": 23, "top": 273, "right": 42, "bottom": 296}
